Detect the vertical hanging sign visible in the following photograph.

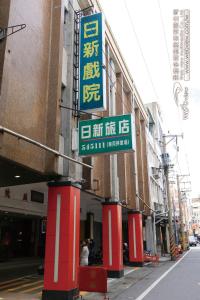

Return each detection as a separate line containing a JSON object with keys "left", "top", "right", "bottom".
{"left": 79, "top": 13, "right": 106, "bottom": 112}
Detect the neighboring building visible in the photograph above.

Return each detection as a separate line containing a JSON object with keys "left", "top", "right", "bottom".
{"left": 169, "top": 170, "right": 192, "bottom": 245}
{"left": 183, "top": 196, "right": 192, "bottom": 234}
{"left": 145, "top": 102, "right": 169, "bottom": 254}
{"left": 146, "top": 103, "right": 166, "bottom": 213}
{"left": 191, "top": 197, "right": 200, "bottom": 235}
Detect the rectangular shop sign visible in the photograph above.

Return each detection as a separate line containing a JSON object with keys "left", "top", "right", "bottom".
{"left": 79, "top": 13, "right": 106, "bottom": 112}
{"left": 79, "top": 114, "right": 135, "bottom": 156}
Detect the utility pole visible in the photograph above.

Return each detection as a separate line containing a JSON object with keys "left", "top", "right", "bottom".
{"left": 162, "top": 134, "right": 183, "bottom": 260}
{"left": 165, "top": 169, "right": 177, "bottom": 260}
{"left": 177, "top": 174, "right": 186, "bottom": 250}
{"left": 172, "top": 196, "right": 179, "bottom": 244}
{"left": 177, "top": 174, "right": 191, "bottom": 250}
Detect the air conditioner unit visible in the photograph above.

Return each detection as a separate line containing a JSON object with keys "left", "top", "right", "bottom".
{"left": 153, "top": 174, "right": 160, "bottom": 180}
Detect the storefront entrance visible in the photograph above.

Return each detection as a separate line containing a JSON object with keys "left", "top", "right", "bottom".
{"left": 0, "top": 211, "right": 44, "bottom": 260}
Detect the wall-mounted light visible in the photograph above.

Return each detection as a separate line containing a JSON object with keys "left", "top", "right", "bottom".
{"left": 14, "top": 175, "right": 21, "bottom": 178}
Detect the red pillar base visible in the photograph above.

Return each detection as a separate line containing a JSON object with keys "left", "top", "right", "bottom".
{"left": 42, "top": 288, "right": 79, "bottom": 300}
{"left": 128, "top": 211, "right": 144, "bottom": 266}
{"left": 128, "top": 261, "right": 144, "bottom": 267}
{"left": 102, "top": 202, "right": 124, "bottom": 278}
{"left": 107, "top": 270, "right": 124, "bottom": 278}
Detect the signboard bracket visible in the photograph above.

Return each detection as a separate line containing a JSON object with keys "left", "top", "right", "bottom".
{"left": 72, "top": 10, "right": 81, "bottom": 119}
{"left": 0, "top": 24, "right": 26, "bottom": 41}
{"left": 72, "top": 5, "right": 95, "bottom": 119}
{"left": 60, "top": 105, "right": 102, "bottom": 119}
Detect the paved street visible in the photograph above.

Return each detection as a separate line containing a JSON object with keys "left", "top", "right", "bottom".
{"left": 0, "top": 258, "right": 43, "bottom": 299}
{"left": 0, "top": 257, "right": 42, "bottom": 282}
{"left": 133, "top": 247, "right": 200, "bottom": 300}
{"left": 0, "top": 274, "right": 43, "bottom": 300}
{"left": 112, "top": 248, "right": 200, "bottom": 300}
{"left": 0, "top": 249, "right": 199, "bottom": 300}
{"left": 82, "top": 248, "right": 200, "bottom": 300}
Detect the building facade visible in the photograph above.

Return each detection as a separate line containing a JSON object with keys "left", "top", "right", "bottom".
{"left": 191, "top": 197, "right": 200, "bottom": 236}
{"left": 145, "top": 102, "right": 169, "bottom": 255}
{"left": 0, "top": 0, "right": 152, "bottom": 298}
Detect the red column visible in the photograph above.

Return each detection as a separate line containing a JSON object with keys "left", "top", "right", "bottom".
{"left": 128, "top": 211, "right": 144, "bottom": 266}
{"left": 42, "top": 182, "right": 80, "bottom": 300}
{"left": 102, "top": 202, "right": 124, "bottom": 278}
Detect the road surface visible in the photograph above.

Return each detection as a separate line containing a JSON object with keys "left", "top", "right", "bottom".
{"left": 115, "top": 248, "right": 200, "bottom": 300}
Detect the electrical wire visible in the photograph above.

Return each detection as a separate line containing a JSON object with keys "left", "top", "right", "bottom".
{"left": 157, "top": 0, "right": 173, "bottom": 78}
{"left": 136, "top": 193, "right": 156, "bottom": 212}
{"left": 105, "top": 68, "right": 133, "bottom": 113}
{"left": 103, "top": 50, "right": 134, "bottom": 113}
{"left": 66, "top": 1, "right": 136, "bottom": 120}
{"left": 68, "top": 1, "right": 148, "bottom": 123}
{"left": 123, "top": 0, "right": 159, "bottom": 101}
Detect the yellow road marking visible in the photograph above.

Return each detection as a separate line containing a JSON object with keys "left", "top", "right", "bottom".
{"left": 34, "top": 291, "right": 42, "bottom": 296}
{"left": 7, "top": 280, "right": 43, "bottom": 292}
{"left": 80, "top": 291, "right": 88, "bottom": 295}
{"left": 0, "top": 274, "right": 35, "bottom": 287}
{"left": 20, "top": 284, "right": 44, "bottom": 293}
{"left": 0, "top": 279, "right": 31, "bottom": 290}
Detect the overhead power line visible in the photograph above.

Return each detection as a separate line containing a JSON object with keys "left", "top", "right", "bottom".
{"left": 157, "top": 0, "right": 173, "bottom": 78}
{"left": 67, "top": 1, "right": 136, "bottom": 118}
{"left": 123, "top": 0, "right": 160, "bottom": 101}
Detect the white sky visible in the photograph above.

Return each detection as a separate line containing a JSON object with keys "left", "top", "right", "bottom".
{"left": 99, "top": 0, "right": 200, "bottom": 197}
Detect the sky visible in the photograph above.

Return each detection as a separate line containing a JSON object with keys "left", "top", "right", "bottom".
{"left": 99, "top": 0, "right": 200, "bottom": 197}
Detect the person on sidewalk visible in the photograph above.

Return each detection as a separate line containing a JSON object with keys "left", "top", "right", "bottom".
{"left": 88, "top": 239, "right": 95, "bottom": 265}
{"left": 80, "top": 240, "right": 89, "bottom": 266}
{"left": 123, "top": 242, "right": 129, "bottom": 265}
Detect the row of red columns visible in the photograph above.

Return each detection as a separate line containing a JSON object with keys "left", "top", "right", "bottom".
{"left": 42, "top": 182, "right": 144, "bottom": 300}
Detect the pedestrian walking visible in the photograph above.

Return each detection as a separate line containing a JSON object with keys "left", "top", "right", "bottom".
{"left": 80, "top": 240, "right": 89, "bottom": 266}
{"left": 123, "top": 242, "right": 129, "bottom": 265}
{"left": 88, "top": 238, "right": 95, "bottom": 265}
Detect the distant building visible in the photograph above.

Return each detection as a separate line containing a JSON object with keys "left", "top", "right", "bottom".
{"left": 145, "top": 102, "right": 169, "bottom": 254}
{"left": 191, "top": 197, "right": 200, "bottom": 235}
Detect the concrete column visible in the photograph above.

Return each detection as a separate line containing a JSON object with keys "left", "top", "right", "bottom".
{"left": 102, "top": 202, "right": 124, "bottom": 278}
{"left": 42, "top": 182, "right": 80, "bottom": 300}
{"left": 141, "top": 120, "right": 150, "bottom": 215}
{"left": 34, "top": 219, "right": 40, "bottom": 257}
{"left": 85, "top": 212, "right": 94, "bottom": 240}
{"left": 166, "top": 225, "right": 170, "bottom": 253}
{"left": 128, "top": 211, "right": 144, "bottom": 266}
{"left": 109, "top": 57, "right": 119, "bottom": 201}
{"left": 145, "top": 216, "right": 154, "bottom": 254}
{"left": 135, "top": 109, "right": 145, "bottom": 211}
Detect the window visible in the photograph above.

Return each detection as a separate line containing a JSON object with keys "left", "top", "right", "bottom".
{"left": 64, "top": 5, "right": 68, "bottom": 24}
{"left": 31, "top": 190, "right": 44, "bottom": 203}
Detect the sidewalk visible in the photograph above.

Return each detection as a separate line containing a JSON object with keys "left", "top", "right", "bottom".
{"left": 157, "top": 254, "right": 171, "bottom": 262}
{"left": 0, "top": 257, "right": 42, "bottom": 271}
{"left": 0, "top": 256, "right": 172, "bottom": 300}
{"left": 80, "top": 257, "right": 172, "bottom": 300}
